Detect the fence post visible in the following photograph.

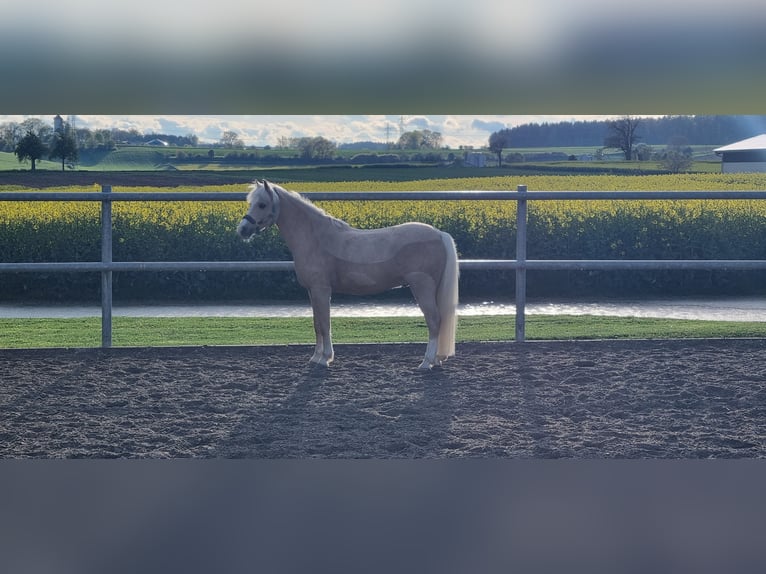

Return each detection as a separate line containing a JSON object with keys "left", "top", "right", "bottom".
{"left": 515, "top": 184, "right": 528, "bottom": 342}
{"left": 101, "top": 185, "right": 113, "bottom": 348}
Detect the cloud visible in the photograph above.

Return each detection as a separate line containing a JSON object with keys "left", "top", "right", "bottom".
{"left": 404, "top": 117, "right": 433, "bottom": 131}
{"left": 157, "top": 118, "right": 191, "bottom": 136}
{"left": 471, "top": 120, "right": 507, "bottom": 133}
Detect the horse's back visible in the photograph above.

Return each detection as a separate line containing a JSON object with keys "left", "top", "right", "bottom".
{"left": 302, "top": 221, "right": 446, "bottom": 295}
{"left": 323, "top": 221, "right": 443, "bottom": 266}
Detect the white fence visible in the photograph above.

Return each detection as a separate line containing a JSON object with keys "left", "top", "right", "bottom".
{"left": 3, "top": 185, "right": 766, "bottom": 346}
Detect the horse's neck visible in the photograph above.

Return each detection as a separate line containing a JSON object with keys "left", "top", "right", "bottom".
{"left": 276, "top": 190, "right": 331, "bottom": 254}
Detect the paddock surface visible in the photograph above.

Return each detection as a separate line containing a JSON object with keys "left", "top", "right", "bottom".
{"left": 1, "top": 339, "right": 765, "bottom": 458}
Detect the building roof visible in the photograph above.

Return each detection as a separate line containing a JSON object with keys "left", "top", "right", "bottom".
{"left": 714, "top": 134, "right": 766, "bottom": 154}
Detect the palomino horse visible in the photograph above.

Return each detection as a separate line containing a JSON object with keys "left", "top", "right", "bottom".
{"left": 237, "top": 180, "right": 459, "bottom": 369}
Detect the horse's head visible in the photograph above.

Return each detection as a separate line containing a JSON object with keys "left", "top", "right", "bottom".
{"left": 237, "top": 179, "right": 281, "bottom": 240}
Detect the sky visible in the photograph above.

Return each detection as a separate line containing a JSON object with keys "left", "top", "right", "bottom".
{"left": 0, "top": 115, "right": 627, "bottom": 149}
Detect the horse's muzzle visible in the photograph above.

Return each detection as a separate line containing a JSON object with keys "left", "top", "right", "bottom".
{"left": 237, "top": 219, "right": 256, "bottom": 240}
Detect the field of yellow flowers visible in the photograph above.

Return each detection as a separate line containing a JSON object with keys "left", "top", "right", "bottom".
{"left": 3, "top": 173, "right": 766, "bottom": 300}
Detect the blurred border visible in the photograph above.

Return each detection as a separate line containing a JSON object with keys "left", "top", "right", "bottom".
{"left": 2, "top": 1, "right": 765, "bottom": 114}
{"left": 1, "top": 460, "right": 765, "bottom": 573}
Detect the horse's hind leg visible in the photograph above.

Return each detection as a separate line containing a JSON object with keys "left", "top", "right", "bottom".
{"left": 308, "top": 287, "right": 334, "bottom": 367}
{"left": 408, "top": 274, "right": 440, "bottom": 370}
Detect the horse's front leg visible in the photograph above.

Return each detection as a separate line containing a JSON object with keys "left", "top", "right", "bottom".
{"left": 308, "top": 287, "right": 334, "bottom": 367}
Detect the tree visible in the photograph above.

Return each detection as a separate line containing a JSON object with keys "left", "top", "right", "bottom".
{"left": 20, "top": 118, "right": 53, "bottom": 143}
{"left": 14, "top": 131, "right": 48, "bottom": 171}
{"left": 422, "top": 129, "right": 443, "bottom": 149}
{"left": 92, "top": 128, "right": 115, "bottom": 150}
{"left": 604, "top": 116, "right": 642, "bottom": 160}
{"left": 49, "top": 130, "right": 79, "bottom": 171}
{"left": 220, "top": 130, "right": 244, "bottom": 148}
{"left": 488, "top": 128, "right": 512, "bottom": 167}
{"left": 296, "top": 136, "right": 336, "bottom": 160}
{"left": 660, "top": 146, "right": 693, "bottom": 173}
{"left": 634, "top": 143, "right": 654, "bottom": 161}
{"left": 397, "top": 129, "right": 442, "bottom": 149}
{"left": 2, "top": 122, "right": 22, "bottom": 152}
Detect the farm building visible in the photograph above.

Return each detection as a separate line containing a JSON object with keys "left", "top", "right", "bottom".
{"left": 714, "top": 134, "right": 766, "bottom": 173}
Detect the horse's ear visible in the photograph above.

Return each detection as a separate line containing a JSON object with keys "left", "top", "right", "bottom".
{"left": 263, "top": 180, "right": 273, "bottom": 198}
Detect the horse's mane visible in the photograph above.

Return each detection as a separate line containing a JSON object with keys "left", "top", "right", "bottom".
{"left": 272, "top": 183, "right": 351, "bottom": 230}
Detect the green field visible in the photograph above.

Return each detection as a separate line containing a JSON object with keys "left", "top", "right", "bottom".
{"left": 2, "top": 315, "right": 766, "bottom": 349}
{"left": 0, "top": 152, "right": 61, "bottom": 171}
{"left": 0, "top": 142, "right": 725, "bottom": 176}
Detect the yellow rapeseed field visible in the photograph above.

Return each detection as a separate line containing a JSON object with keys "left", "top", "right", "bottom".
{"left": 0, "top": 174, "right": 766, "bottom": 260}
{"left": 5, "top": 173, "right": 766, "bottom": 233}
{"left": 3, "top": 173, "right": 766, "bottom": 295}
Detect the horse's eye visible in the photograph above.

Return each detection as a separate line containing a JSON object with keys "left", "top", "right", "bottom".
{"left": 257, "top": 202, "right": 267, "bottom": 209}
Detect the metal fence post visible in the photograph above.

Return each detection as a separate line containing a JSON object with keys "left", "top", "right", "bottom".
{"left": 515, "top": 184, "right": 528, "bottom": 342}
{"left": 101, "top": 185, "right": 113, "bottom": 348}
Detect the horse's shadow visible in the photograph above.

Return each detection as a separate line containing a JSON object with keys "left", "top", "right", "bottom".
{"left": 217, "top": 354, "right": 455, "bottom": 458}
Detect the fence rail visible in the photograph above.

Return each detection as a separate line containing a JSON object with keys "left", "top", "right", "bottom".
{"left": 3, "top": 185, "right": 766, "bottom": 346}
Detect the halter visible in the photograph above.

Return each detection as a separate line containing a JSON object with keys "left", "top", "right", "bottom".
{"left": 242, "top": 184, "right": 281, "bottom": 231}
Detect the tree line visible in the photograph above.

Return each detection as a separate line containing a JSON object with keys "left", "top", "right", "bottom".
{"left": 2, "top": 115, "right": 449, "bottom": 171}
{"left": 6, "top": 115, "right": 761, "bottom": 173}
{"left": 274, "top": 129, "right": 443, "bottom": 161}
{"left": 491, "top": 115, "right": 766, "bottom": 149}
{"left": 1, "top": 118, "right": 201, "bottom": 154}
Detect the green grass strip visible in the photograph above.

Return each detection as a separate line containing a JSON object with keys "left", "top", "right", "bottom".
{"left": 2, "top": 315, "right": 766, "bottom": 349}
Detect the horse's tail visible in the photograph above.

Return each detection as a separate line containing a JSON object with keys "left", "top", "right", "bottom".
{"left": 436, "top": 232, "right": 459, "bottom": 360}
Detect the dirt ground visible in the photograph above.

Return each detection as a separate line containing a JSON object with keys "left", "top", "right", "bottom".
{"left": 1, "top": 339, "right": 765, "bottom": 458}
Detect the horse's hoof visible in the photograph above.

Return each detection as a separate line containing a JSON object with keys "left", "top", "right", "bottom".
{"left": 417, "top": 361, "right": 433, "bottom": 371}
